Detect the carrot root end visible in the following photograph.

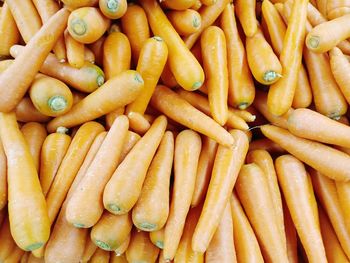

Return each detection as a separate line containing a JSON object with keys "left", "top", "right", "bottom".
{"left": 48, "top": 95, "right": 68, "bottom": 112}
{"left": 25, "top": 242, "right": 44, "bottom": 251}
{"left": 95, "top": 239, "right": 112, "bottom": 251}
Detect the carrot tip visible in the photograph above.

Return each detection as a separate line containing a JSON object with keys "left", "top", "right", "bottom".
{"left": 48, "top": 95, "right": 68, "bottom": 112}
{"left": 153, "top": 36, "right": 163, "bottom": 42}
{"left": 192, "top": 81, "right": 203, "bottom": 90}
{"left": 70, "top": 18, "right": 87, "bottom": 36}
{"left": 107, "top": 204, "right": 122, "bottom": 213}
{"left": 56, "top": 126, "right": 69, "bottom": 134}
{"left": 238, "top": 103, "right": 249, "bottom": 110}
{"left": 307, "top": 36, "right": 320, "bottom": 49}
{"left": 73, "top": 223, "right": 86, "bottom": 228}
{"left": 155, "top": 241, "right": 164, "bottom": 249}
{"left": 97, "top": 75, "right": 105, "bottom": 86}
{"left": 263, "top": 70, "right": 281, "bottom": 83}
{"left": 59, "top": 58, "right": 66, "bottom": 63}
{"left": 106, "top": 0, "right": 119, "bottom": 12}
{"left": 137, "top": 222, "right": 157, "bottom": 231}
{"left": 25, "top": 242, "right": 44, "bottom": 251}
{"left": 95, "top": 240, "right": 112, "bottom": 250}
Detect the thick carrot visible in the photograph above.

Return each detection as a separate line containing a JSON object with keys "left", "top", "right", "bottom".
{"left": 150, "top": 228, "right": 165, "bottom": 249}
{"left": 235, "top": 0, "right": 257, "bottom": 37}
{"left": 67, "top": 7, "right": 110, "bottom": 44}
{"left": 0, "top": 113, "right": 50, "bottom": 251}
{"left": 150, "top": 85, "right": 234, "bottom": 146}
{"left": 0, "top": 8, "right": 70, "bottom": 112}
{"left": 163, "top": 130, "right": 202, "bottom": 260}
{"left": 99, "top": 0, "right": 127, "bottom": 19}
{"left": 140, "top": 0, "right": 204, "bottom": 91}
{"left": 0, "top": 217, "right": 16, "bottom": 261}
{"left": 103, "top": 32, "right": 131, "bottom": 80}
{"left": 64, "top": 30, "right": 85, "bottom": 68}
{"left": 283, "top": 200, "right": 298, "bottom": 263}
{"left": 29, "top": 74, "right": 73, "bottom": 117}
{"left": 90, "top": 248, "right": 110, "bottom": 263}
{"left": 126, "top": 36, "right": 168, "bottom": 115}
{"left": 105, "top": 107, "right": 125, "bottom": 130}
{"left": 103, "top": 116, "right": 167, "bottom": 214}
{"left": 275, "top": 155, "right": 327, "bottom": 263}
{"left": 127, "top": 112, "right": 151, "bottom": 135}
{"left": 10, "top": 45, "right": 105, "bottom": 93}
{"left": 47, "top": 70, "right": 144, "bottom": 133}
{"left": 205, "top": 201, "right": 237, "bottom": 263}
{"left": 192, "top": 130, "right": 249, "bottom": 253}
{"left": 132, "top": 131, "right": 174, "bottom": 231}
{"left": 309, "top": 169, "right": 350, "bottom": 259}
{"left": 161, "top": 0, "right": 197, "bottom": 10}
{"left": 220, "top": 4, "right": 255, "bottom": 109}
{"left": 15, "top": 97, "right": 51, "bottom": 123}
{"left": 61, "top": 0, "right": 99, "bottom": 10}
{"left": 167, "top": 9, "right": 201, "bottom": 36}
{"left": 66, "top": 115, "right": 129, "bottom": 228}
{"left": 248, "top": 138, "right": 286, "bottom": 154}
{"left": 201, "top": 26, "right": 228, "bottom": 125}
{"left": 0, "top": 139, "right": 6, "bottom": 211}
{"left": 0, "top": 2, "right": 19, "bottom": 56}
{"left": 121, "top": 4, "right": 150, "bottom": 64}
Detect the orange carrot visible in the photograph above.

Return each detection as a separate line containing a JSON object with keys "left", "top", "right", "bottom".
{"left": 248, "top": 138, "right": 286, "bottom": 154}
{"left": 105, "top": 107, "right": 125, "bottom": 130}
{"left": 87, "top": 35, "right": 105, "bottom": 66}
{"left": 90, "top": 248, "right": 110, "bottom": 263}
{"left": 328, "top": 6, "right": 350, "bottom": 19}
{"left": 191, "top": 0, "right": 202, "bottom": 10}
{"left": 161, "top": 0, "right": 196, "bottom": 10}
{"left": 61, "top": 0, "right": 99, "bottom": 10}
{"left": 110, "top": 253, "right": 128, "bottom": 263}
{"left": 160, "top": 62, "right": 178, "bottom": 88}
{"left": 99, "top": 0, "right": 127, "bottom": 19}
{"left": 114, "top": 234, "right": 130, "bottom": 256}
{"left": 0, "top": 217, "right": 16, "bottom": 261}
{"left": 150, "top": 228, "right": 165, "bottom": 249}
{"left": 235, "top": 0, "right": 257, "bottom": 37}
{"left": 0, "top": 139, "right": 6, "bottom": 211}
{"left": 5, "top": 246, "right": 25, "bottom": 263}
{"left": 127, "top": 112, "right": 151, "bottom": 135}
{"left": 336, "top": 181, "right": 350, "bottom": 235}
{"left": 0, "top": 2, "right": 19, "bottom": 56}
{"left": 64, "top": 30, "right": 85, "bottom": 68}
{"left": 167, "top": 9, "right": 201, "bottom": 36}
{"left": 84, "top": 46, "right": 95, "bottom": 63}
{"left": 283, "top": 200, "right": 298, "bottom": 263}
{"left": 80, "top": 234, "right": 97, "bottom": 263}
{"left": 118, "top": 131, "right": 141, "bottom": 162}
{"left": 15, "top": 97, "right": 51, "bottom": 123}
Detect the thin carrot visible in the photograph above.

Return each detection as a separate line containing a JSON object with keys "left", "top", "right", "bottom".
{"left": 87, "top": 35, "right": 105, "bottom": 66}
{"left": 61, "top": 0, "right": 99, "bottom": 10}
{"left": 80, "top": 234, "right": 97, "bottom": 263}
{"left": 248, "top": 138, "right": 286, "bottom": 154}
{"left": 46, "top": 70, "right": 144, "bottom": 133}
{"left": 0, "top": 8, "right": 70, "bottom": 112}
{"left": 126, "top": 230, "right": 160, "bottom": 263}
{"left": 167, "top": 9, "right": 202, "bottom": 36}
{"left": 0, "top": 217, "right": 16, "bottom": 261}
{"left": 150, "top": 228, "right": 165, "bottom": 249}
{"left": 260, "top": 125, "right": 350, "bottom": 182}
{"left": 65, "top": 29, "right": 85, "bottom": 68}
{"left": 163, "top": 130, "right": 201, "bottom": 260}
{"left": 105, "top": 107, "right": 125, "bottom": 130}
{"left": 127, "top": 112, "right": 151, "bottom": 135}
{"left": 90, "top": 248, "right": 110, "bottom": 263}
{"left": 192, "top": 130, "right": 249, "bottom": 253}
{"left": 15, "top": 97, "right": 51, "bottom": 123}
{"left": 132, "top": 131, "right": 174, "bottom": 231}
{"left": 161, "top": 0, "right": 197, "bottom": 10}
{"left": 0, "top": 3, "right": 19, "bottom": 56}
{"left": 99, "top": 0, "right": 127, "bottom": 19}
{"left": 283, "top": 200, "right": 298, "bottom": 263}
{"left": 0, "top": 112, "right": 49, "bottom": 251}
{"left": 150, "top": 85, "right": 234, "bottom": 147}
{"left": 235, "top": 0, "right": 257, "bottom": 37}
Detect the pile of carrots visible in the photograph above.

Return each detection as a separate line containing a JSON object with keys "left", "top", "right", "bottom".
{"left": 2, "top": 0, "right": 350, "bottom": 262}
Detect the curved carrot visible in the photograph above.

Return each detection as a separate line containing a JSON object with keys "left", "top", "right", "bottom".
{"left": 90, "top": 248, "right": 110, "bottom": 263}
{"left": 99, "top": 0, "right": 127, "bottom": 19}
{"left": 0, "top": 8, "right": 69, "bottom": 112}
{"left": 61, "top": 0, "right": 99, "bottom": 10}
{"left": 40, "top": 127, "right": 71, "bottom": 197}
{"left": 21, "top": 122, "right": 47, "bottom": 172}
{"left": 283, "top": 200, "right": 298, "bottom": 263}
{"left": 65, "top": 30, "right": 85, "bottom": 68}
{"left": 105, "top": 107, "right": 125, "bottom": 130}
{"left": 220, "top": 3, "right": 255, "bottom": 109}
{"left": 192, "top": 130, "right": 249, "bottom": 253}
{"left": 140, "top": 0, "right": 204, "bottom": 91}
{"left": 127, "top": 112, "right": 151, "bottom": 135}
{"left": 249, "top": 138, "right": 286, "bottom": 154}
{"left": 150, "top": 228, "right": 165, "bottom": 249}
{"left": 47, "top": 70, "right": 143, "bottom": 133}
{"left": 132, "top": 131, "right": 174, "bottom": 231}
{"left": 0, "top": 139, "right": 6, "bottom": 211}
{"left": 15, "top": 97, "right": 51, "bottom": 123}
{"left": 150, "top": 85, "right": 234, "bottom": 146}
{"left": 80, "top": 234, "right": 97, "bottom": 263}
{"left": 163, "top": 130, "right": 202, "bottom": 260}
{"left": 167, "top": 9, "right": 201, "bottom": 36}
{"left": 0, "top": 112, "right": 49, "bottom": 251}
{"left": 235, "top": 0, "right": 257, "bottom": 37}
{"left": 0, "top": 217, "right": 16, "bottom": 261}
{"left": 201, "top": 26, "right": 228, "bottom": 125}
{"left": 161, "top": 0, "right": 197, "bottom": 10}
{"left": 29, "top": 74, "right": 73, "bottom": 117}
{"left": 0, "top": 2, "right": 19, "bottom": 56}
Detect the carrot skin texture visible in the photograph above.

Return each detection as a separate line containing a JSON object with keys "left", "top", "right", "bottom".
{"left": 235, "top": 0, "right": 257, "bottom": 37}
{"left": 0, "top": 3, "right": 20, "bottom": 56}
{"left": 15, "top": 97, "right": 51, "bottom": 123}
{"left": 283, "top": 201, "right": 299, "bottom": 263}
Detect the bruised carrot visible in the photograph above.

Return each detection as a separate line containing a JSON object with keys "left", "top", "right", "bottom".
{"left": 249, "top": 138, "right": 286, "bottom": 154}
{"left": 29, "top": 74, "right": 74, "bottom": 117}
{"left": 167, "top": 9, "right": 201, "bottom": 36}
{"left": 90, "top": 248, "right": 110, "bottom": 263}
{"left": 161, "top": 0, "right": 197, "bottom": 10}
{"left": 0, "top": 112, "right": 49, "bottom": 251}
{"left": 105, "top": 107, "right": 125, "bottom": 130}
{"left": 0, "top": 8, "right": 70, "bottom": 112}
{"left": 235, "top": 0, "right": 257, "bottom": 37}
{"left": 47, "top": 70, "right": 143, "bottom": 133}
{"left": 61, "top": 0, "right": 99, "bottom": 10}
{"left": 283, "top": 200, "right": 298, "bottom": 263}
{"left": 0, "top": 139, "right": 5, "bottom": 211}
{"left": 0, "top": 217, "right": 16, "bottom": 261}
{"left": 150, "top": 85, "right": 234, "bottom": 147}
{"left": 127, "top": 112, "right": 151, "bottom": 135}
{"left": 0, "top": 3, "right": 19, "bottom": 56}
{"left": 150, "top": 228, "right": 165, "bottom": 249}
{"left": 65, "top": 30, "right": 85, "bottom": 68}
{"left": 99, "top": 0, "right": 127, "bottom": 19}
{"left": 15, "top": 97, "right": 51, "bottom": 123}
{"left": 192, "top": 130, "right": 249, "bottom": 253}
{"left": 10, "top": 45, "right": 105, "bottom": 93}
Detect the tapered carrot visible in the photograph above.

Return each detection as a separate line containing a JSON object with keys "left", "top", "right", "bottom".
{"left": 61, "top": 0, "right": 99, "bottom": 10}
{"left": 261, "top": 125, "right": 350, "bottom": 181}
{"left": 0, "top": 3, "right": 19, "bottom": 56}
{"left": 65, "top": 30, "right": 85, "bottom": 68}
{"left": 167, "top": 9, "right": 201, "bottom": 36}
{"left": 150, "top": 228, "right": 165, "bottom": 249}
{"left": 192, "top": 130, "right": 249, "bottom": 253}
{"left": 15, "top": 97, "right": 51, "bottom": 123}
{"left": 90, "top": 248, "right": 110, "bottom": 263}
{"left": 103, "top": 116, "right": 167, "bottom": 214}
{"left": 66, "top": 115, "right": 129, "bottom": 228}
{"left": 47, "top": 70, "right": 143, "bottom": 132}
{"left": 275, "top": 155, "right": 327, "bottom": 263}
{"left": 118, "top": 131, "right": 141, "bottom": 162}
{"left": 283, "top": 200, "right": 298, "bottom": 263}
{"left": 132, "top": 131, "right": 174, "bottom": 231}
{"left": 0, "top": 113, "right": 49, "bottom": 251}
{"left": 309, "top": 169, "right": 350, "bottom": 259}
{"left": 127, "top": 112, "right": 151, "bottom": 135}
{"left": 121, "top": 4, "right": 150, "bottom": 64}
{"left": 220, "top": 4, "right": 255, "bottom": 109}
{"left": 163, "top": 130, "right": 201, "bottom": 260}
{"left": 99, "top": 0, "right": 127, "bottom": 19}
{"left": 10, "top": 45, "right": 105, "bottom": 93}
{"left": 0, "top": 139, "right": 6, "bottom": 211}
{"left": 249, "top": 138, "right": 286, "bottom": 154}
{"left": 150, "top": 85, "right": 234, "bottom": 146}
{"left": 84, "top": 46, "right": 95, "bottom": 63}
{"left": 105, "top": 107, "right": 125, "bottom": 130}
{"left": 235, "top": 0, "right": 257, "bottom": 37}
{"left": 191, "top": 0, "right": 202, "bottom": 10}
{"left": 0, "top": 217, "right": 16, "bottom": 261}
{"left": 0, "top": 8, "right": 69, "bottom": 112}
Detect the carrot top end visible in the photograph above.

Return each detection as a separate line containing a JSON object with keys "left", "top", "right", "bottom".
{"left": 134, "top": 73, "right": 144, "bottom": 84}
{"left": 57, "top": 126, "right": 69, "bottom": 134}
{"left": 70, "top": 18, "right": 87, "bottom": 36}
{"left": 73, "top": 223, "right": 86, "bottom": 228}
{"left": 152, "top": 36, "right": 163, "bottom": 42}
{"left": 106, "top": 0, "right": 119, "bottom": 12}
{"left": 25, "top": 242, "right": 44, "bottom": 251}
{"left": 193, "top": 17, "right": 201, "bottom": 28}
{"left": 97, "top": 75, "right": 105, "bottom": 86}
{"left": 48, "top": 95, "right": 68, "bottom": 112}
{"left": 307, "top": 36, "right": 320, "bottom": 49}
{"left": 107, "top": 204, "right": 122, "bottom": 213}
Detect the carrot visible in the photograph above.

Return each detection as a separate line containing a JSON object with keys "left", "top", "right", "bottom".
{"left": 309, "top": 169, "right": 350, "bottom": 259}
{"left": 161, "top": 0, "right": 197, "bottom": 10}
{"left": 283, "top": 200, "right": 298, "bottom": 263}
{"left": 15, "top": 97, "right": 52, "bottom": 123}
{"left": 21, "top": 252, "right": 30, "bottom": 263}
{"left": 150, "top": 228, "right": 165, "bottom": 249}
{"left": 80, "top": 234, "right": 97, "bottom": 263}
{"left": 201, "top": 26, "right": 228, "bottom": 125}
{"left": 220, "top": 4, "right": 255, "bottom": 109}
{"left": 5, "top": 246, "right": 25, "bottom": 263}
{"left": 47, "top": 70, "right": 144, "bottom": 132}
{"left": 90, "top": 248, "right": 110, "bottom": 263}
{"left": 132, "top": 131, "right": 174, "bottom": 231}
{"left": 114, "top": 234, "right": 130, "bottom": 256}
{"left": 183, "top": 0, "right": 230, "bottom": 49}
{"left": 103, "top": 32, "right": 131, "bottom": 80}
{"left": 10, "top": 45, "right": 105, "bottom": 93}
{"left": 29, "top": 74, "right": 73, "bottom": 117}
{"left": 205, "top": 201, "right": 236, "bottom": 263}
{"left": 126, "top": 36, "right": 168, "bottom": 115}
{"left": 126, "top": 229, "right": 160, "bottom": 263}
{"left": 65, "top": 30, "right": 85, "bottom": 68}
{"left": 160, "top": 62, "right": 178, "bottom": 88}
{"left": 0, "top": 113, "right": 49, "bottom": 251}
{"left": 118, "top": 131, "right": 141, "bottom": 162}
{"left": 235, "top": 0, "right": 257, "bottom": 37}
{"left": 316, "top": 0, "right": 328, "bottom": 16}
{"left": 261, "top": 125, "right": 350, "bottom": 182}
{"left": 66, "top": 115, "right": 129, "bottom": 228}
{"left": 336, "top": 181, "right": 350, "bottom": 234}
{"left": 121, "top": 4, "right": 150, "bottom": 64}
{"left": 99, "top": 0, "right": 127, "bottom": 19}
{"left": 103, "top": 115, "right": 167, "bottom": 214}
{"left": 127, "top": 112, "right": 151, "bottom": 135}
{"left": 150, "top": 85, "right": 234, "bottom": 146}
{"left": 191, "top": 136, "right": 218, "bottom": 207}
{"left": 249, "top": 138, "right": 286, "bottom": 154}
{"left": 140, "top": 0, "right": 204, "bottom": 91}
{"left": 192, "top": 130, "right": 249, "bottom": 253}
{"left": 0, "top": 8, "right": 69, "bottom": 112}
{"left": 90, "top": 211, "right": 132, "bottom": 251}
{"left": 167, "top": 9, "right": 201, "bottom": 36}
{"left": 262, "top": 0, "right": 312, "bottom": 109}
{"left": 163, "top": 130, "right": 201, "bottom": 260}
{"left": 105, "top": 107, "right": 125, "bottom": 130}
{"left": 0, "top": 2, "right": 19, "bottom": 56}
{"left": 110, "top": 253, "right": 128, "bottom": 263}
{"left": 246, "top": 28, "right": 282, "bottom": 85}
{"left": 87, "top": 35, "right": 105, "bottom": 66}
{"left": 328, "top": 6, "right": 350, "bottom": 19}
{"left": 61, "top": 0, "right": 99, "bottom": 10}
{"left": 84, "top": 46, "right": 95, "bottom": 63}
{"left": 0, "top": 138, "right": 6, "bottom": 211}
{"left": 275, "top": 155, "right": 327, "bottom": 263}
{"left": 191, "top": 0, "right": 202, "bottom": 10}
{"left": 67, "top": 7, "right": 110, "bottom": 44}
{"left": 6, "top": 0, "right": 42, "bottom": 43}
{"left": 0, "top": 217, "right": 16, "bottom": 261}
